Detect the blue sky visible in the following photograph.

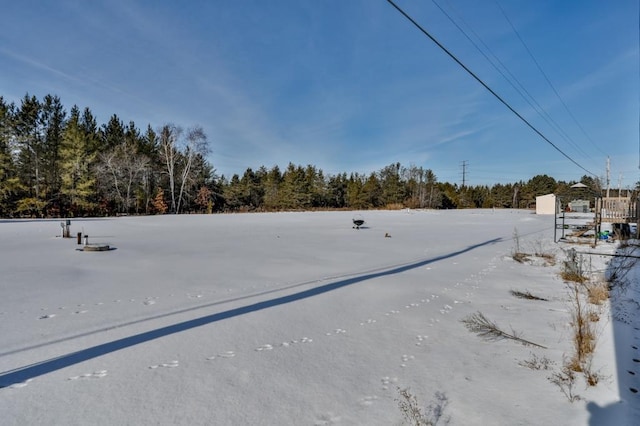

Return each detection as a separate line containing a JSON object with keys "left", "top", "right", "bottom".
{"left": 1, "top": 0, "right": 638, "bottom": 187}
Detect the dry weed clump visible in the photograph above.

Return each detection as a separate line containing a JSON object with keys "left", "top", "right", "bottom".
{"left": 586, "top": 281, "right": 609, "bottom": 305}
{"left": 512, "top": 252, "right": 529, "bottom": 263}
{"left": 511, "top": 228, "right": 527, "bottom": 262}
{"left": 519, "top": 353, "right": 555, "bottom": 370}
{"left": 531, "top": 238, "right": 557, "bottom": 265}
{"left": 567, "top": 283, "right": 597, "bottom": 372}
{"left": 547, "top": 249, "right": 608, "bottom": 400}
{"left": 511, "top": 228, "right": 556, "bottom": 265}
{"left": 561, "top": 270, "right": 587, "bottom": 283}
{"left": 548, "top": 364, "right": 582, "bottom": 403}
{"left": 396, "top": 388, "right": 450, "bottom": 426}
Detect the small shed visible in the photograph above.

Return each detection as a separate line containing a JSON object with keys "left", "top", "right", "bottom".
{"left": 536, "top": 193, "right": 556, "bottom": 215}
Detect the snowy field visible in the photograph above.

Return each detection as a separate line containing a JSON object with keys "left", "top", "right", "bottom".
{"left": 0, "top": 209, "right": 638, "bottom": 425}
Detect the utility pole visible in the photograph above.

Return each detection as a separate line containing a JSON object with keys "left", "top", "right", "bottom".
{"left": 618, "top": 173, "right": 623, "bottom": 200}
{"left": 606, "top": 156, "right": 610, "bottom": 198}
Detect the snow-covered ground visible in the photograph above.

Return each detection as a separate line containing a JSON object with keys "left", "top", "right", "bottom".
{"left": 0, "top": 209, "right": 638, "bottom": 425}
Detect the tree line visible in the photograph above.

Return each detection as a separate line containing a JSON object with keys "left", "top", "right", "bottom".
{"left": 0, "top": 93, "right": 602, "bottom": 218}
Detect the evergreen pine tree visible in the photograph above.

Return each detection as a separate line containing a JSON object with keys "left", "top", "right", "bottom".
{"left": 59, "top": 106, "right": 97, "bottom": 215}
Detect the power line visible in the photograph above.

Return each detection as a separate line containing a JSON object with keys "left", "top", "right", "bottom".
{"left": 385, "top": 0, "right": 598, "bottom": 178}
{"left": 495, "top": 0, "right": 607, "bottom": 158}
{"left": 434, "top": 0, "right": 598, "bottom": 165}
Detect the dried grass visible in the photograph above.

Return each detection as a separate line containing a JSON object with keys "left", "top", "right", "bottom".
{"left": 510, "top": 289, "right": 548, "bottom": 301}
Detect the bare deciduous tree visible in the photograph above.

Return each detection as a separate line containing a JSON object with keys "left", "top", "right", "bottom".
{"left": 95, "top": 142, "right": 149, "bottom": 213}
{"left": 159, "top": 124, "right": 208, "bottom": 214}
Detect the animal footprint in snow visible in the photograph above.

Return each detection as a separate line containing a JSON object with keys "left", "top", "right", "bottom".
{"left": 287, "top": 337, "right": 313, "bottom": 345}
{"left": 207, "top": 351, "right": 236, "bottom": 360}
{"left": 68, "top": 370, "right": 108, "bottom": 380}
{"left": 314, "top": 412, "right": 341, "bottom": 425}
{"left": 38, "top": 314, "right": 56, "bottom": 319}
{"left": 255, "top": 344, "right": 273, "bottom": 352}
{"left": 360, "top": 319, "right": 376, "bottom": 326}
{"left": 439, "top": 305, "right": 453, "bottom": 314}
{"left": 380, "top": 376, "right": 398, "bottom": 390}
{"left": 72, "top": 310, "right": 88, "bottom": 315}
{"left": 415, "top": 335, "right": 428, "bottom": 346}
{"left": 326, "top": 328, "right": 347, "bottom": 336}
{"left": 149, "top": 360, "right": 179, "bottom": 369}
{"left": 400, "top": 354, "right": 415, "bottom": 367}
{"left": 143, "top": 299, "right": 156, "bottom": 306}
{"left": 359, "top": 395, "right": 378, "bottom": 407}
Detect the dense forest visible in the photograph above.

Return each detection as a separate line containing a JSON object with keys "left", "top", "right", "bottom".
{"left": 0, "top": 93, "right": 608, "bottom": 218}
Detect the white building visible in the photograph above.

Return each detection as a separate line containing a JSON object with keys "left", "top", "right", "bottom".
{"left": 535, "top": 193, "right": 556, "bottom": 215}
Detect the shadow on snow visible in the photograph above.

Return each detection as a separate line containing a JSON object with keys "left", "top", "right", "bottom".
{"left": 0, "top": 237, "right": 501, "bottom": 388}
{"left": 587, "top": 242, "right": 640, "bottom": 424}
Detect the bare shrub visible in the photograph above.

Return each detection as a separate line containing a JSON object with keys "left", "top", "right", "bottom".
{"left": 567, "top": 283, "right": 597, "bottom": 371}
{"left": 461, "top": 311, "right": 546, "bottom": 348}
{"left": 606, "top": 244, "right": 640, "bottom": 292}
{"left": 519, "top": 353, "right": 555, "bottom": 370}
{"left": 396, "top": 388, "right": 450, "bottom": 426}
{"left": 511, "top": 228, "right": 529, "bottom": 263}
{"left": 583, "top": 358, "right": 605, "bottom": 387}
{"left": 548, "top": 364, "right": 582, "bottom": 402}
{"left": 530, "top": 239, "right": 556, "bottom": 265}
{"left": 511, "top": 230, "right": 555, "bottom": 265}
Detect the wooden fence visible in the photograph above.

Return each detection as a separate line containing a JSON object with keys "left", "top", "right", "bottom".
{"left": 597, "top": 197, "right": 637, "bottom": 223}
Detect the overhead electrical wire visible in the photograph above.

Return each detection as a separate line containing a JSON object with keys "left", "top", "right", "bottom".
{"left": 494, "top": 0, "right": 608, "bottom": 159}
{"left": 385, "top": 0, "right": 598, "bottom": 178}
{"left": 434, "top": 0, "right": 598, "bottom": 166}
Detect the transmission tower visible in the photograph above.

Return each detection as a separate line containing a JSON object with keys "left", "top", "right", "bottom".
{"left": 460, "top": 161, "right": 468, "bottom": 188}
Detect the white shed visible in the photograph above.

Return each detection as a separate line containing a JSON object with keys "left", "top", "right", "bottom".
{"left": 536, "top": 193, "right": 556, "bottom": 215}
